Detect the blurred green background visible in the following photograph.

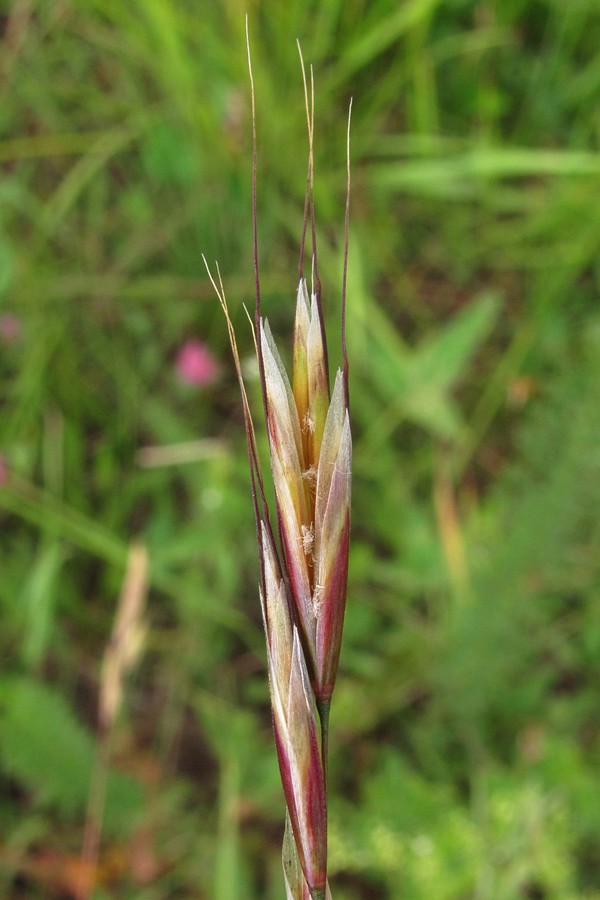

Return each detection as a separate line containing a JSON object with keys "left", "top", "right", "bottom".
{"left": 1, "top": 0, "right": 600, "bottom": 897}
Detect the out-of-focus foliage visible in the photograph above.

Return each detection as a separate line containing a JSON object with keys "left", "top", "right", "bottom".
{"left": 1, "top": 0, "right": 600, "bottom": 897}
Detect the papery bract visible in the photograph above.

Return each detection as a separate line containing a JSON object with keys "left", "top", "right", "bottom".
{"left": 260, "top": 524, "right": 327, "bottom": 897}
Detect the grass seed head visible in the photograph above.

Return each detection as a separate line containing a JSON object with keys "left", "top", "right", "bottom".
{"left": 261, "top": 292, "right": 351, "bottom": 704}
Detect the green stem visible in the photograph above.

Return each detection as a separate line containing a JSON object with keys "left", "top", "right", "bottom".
{"left": 316, "top": 697, "right": 330, "bottom": 899}
{"left": 317, "top": 698, "right": 330, "bottom": 789}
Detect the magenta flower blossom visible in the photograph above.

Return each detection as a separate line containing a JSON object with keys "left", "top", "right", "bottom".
{"left": 0, "top": 313, "right": 21, "bottom": 344}
{"left": 176, "top": 339, "right": 219, "bottom": 387}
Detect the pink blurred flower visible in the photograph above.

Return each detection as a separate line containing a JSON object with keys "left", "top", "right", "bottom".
{"left": 175, "top": 339, "right": 219, "bottom": 387}
{"left": 0, "top": 313, "right": 21, "bottom": 343}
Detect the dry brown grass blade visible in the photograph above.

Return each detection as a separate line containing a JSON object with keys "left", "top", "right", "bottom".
{"left": 77, "top": 542, "right": 149, "bottom": 900}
